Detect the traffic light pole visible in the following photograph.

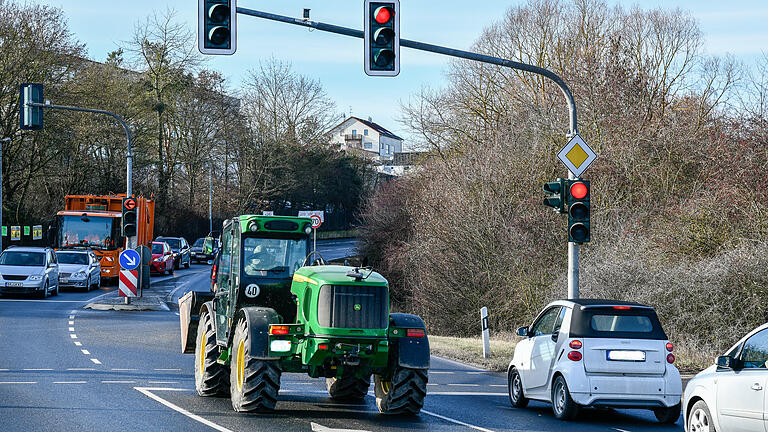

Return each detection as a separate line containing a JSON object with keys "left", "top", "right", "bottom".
{"left": 235, "top": 6, "right": 581, "bottom": 298}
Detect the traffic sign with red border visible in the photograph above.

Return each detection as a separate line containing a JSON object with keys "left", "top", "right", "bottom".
{"left": 310, "top": 215, "right": 322, "bottom": 229}
{"left": 123, "top": 197, "right": 137, "bottom": 210}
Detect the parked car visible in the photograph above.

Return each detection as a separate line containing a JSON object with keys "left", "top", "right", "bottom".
{"left": 155, "top": 236, "right": 191, "bottom": 269}
{"left": 149, "top": 242, "right": 174, "bottom": 275}
{"left": 683, "top": 322, "right": 768, "bottom": 432}
{"left": 56, "top": 249, "right": 100, "bottom": 291}
{"left": 0, "top": 246, "right": 59, "bottom": 298}
{"left": 190, "top": 237, "right": 219, "bottom": 264}
{"left": 507, "top": 299, "right": 681, "bottom": 423}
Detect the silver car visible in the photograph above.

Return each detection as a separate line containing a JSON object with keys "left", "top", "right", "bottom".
{"left": 56, "top": 249, "right": 100, "bottom": 291}
{"left": 0, "top": 246, "right": 59, "bottom": 297}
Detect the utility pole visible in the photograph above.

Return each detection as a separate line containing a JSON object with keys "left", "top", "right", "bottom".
{"left": 209, "top": 160, "right": 213, "bottom": 234}
{"left": 0, "top": 137, "right": 9, "bottom": 253}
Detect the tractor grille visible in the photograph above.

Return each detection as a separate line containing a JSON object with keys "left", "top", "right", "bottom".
{"left": 2, "top": 275, "right": 27, "bottom": 281}
{"left": 317, "top": 284, "right": 387, "bottom": 329}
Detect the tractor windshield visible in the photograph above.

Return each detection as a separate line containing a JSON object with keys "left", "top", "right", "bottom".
{"left": 242, "top": 236, "right": 308, "bottom": 277}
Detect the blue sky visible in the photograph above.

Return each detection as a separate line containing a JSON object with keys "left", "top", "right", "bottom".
{"left": 38, "top": 1, "right": 768, "bottom": 147}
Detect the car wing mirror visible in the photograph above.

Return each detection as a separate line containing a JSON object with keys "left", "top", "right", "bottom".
{"left": 717, "top": 355, "right": 740, "bottom": 370}
{"left": 551, "top": 332, "right": 559, "bottom": 342}
{"left": 516, "top": 326, "right": 529, "bottom": 337}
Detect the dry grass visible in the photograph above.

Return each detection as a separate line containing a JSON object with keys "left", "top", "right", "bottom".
{"left": 429, "top": 333, "right": 518, "bottom": 372}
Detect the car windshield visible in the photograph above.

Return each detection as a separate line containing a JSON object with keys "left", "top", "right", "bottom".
{"left": 152, "top": 244, "right": 164, "bottom": 254}
{"left": 158, "top": 238, "right": 180, "bottom": 250}
{"left": 0, "top": 252, "right": 45, "bottom": 266}
{"left": 59, "top": 215, "right": 118, "bottom": 249}
{"left": 242, "top": 237, "right": 308, "bottom": 277}
{"left": 590, "top": 314, "right": 653, "bottom": 333}
{"left": 193, "top": 238, "right": 204, "bottom": 247}
{"left": 56, "top": 252, "right": 88, "bottom": 265}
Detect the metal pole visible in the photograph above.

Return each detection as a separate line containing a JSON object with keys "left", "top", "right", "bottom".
{"left": 209, "top": 161, "right": 213, "bottom": 234}
{"left": 0, "top": 137, "right": 8, "bottom": 254}
{"left": 236, "top": 8, "right": 581, "bottom": 297}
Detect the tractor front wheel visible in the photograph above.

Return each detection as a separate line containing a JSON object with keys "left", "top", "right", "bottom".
{"left": 194, "top": 310, "right": 229, "bottom": 397}
{"left": 230, "top": 318, "right": 281, "bottom": 412}
{"left": 326, "top": 375, "right": 370, "bottom": 401}
{"left": 374, "top": 367, "right": 427, "bottom": 415}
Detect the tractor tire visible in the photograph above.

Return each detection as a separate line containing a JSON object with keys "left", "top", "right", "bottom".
{"left": 326, "top": 376, "right": 370, "bottom": 401}
{"left": 374, "top": 367, "right": 427, "bottom": 415}
{"left": 230, "top": 318, "right": 281, "bottom": 412}
{"left": 194, "top": 310, "right": 229, "bottom": 397}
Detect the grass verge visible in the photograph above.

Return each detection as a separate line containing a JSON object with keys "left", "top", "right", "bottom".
{"left": 428, "top": 334, "right": 517, "bottom": 372}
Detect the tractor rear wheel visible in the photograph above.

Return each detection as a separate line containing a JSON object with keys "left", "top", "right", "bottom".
{"left": 194, "top": 310, "right": 229, "bottom": 397}
{"left": 326, "top": 375, "right": 370, "bottom": 401}
{"left": 374, "top": 367, "right": 427, "bottom": 415}
{"left": 230, "top": 318, "right": 281, "bottom": 412}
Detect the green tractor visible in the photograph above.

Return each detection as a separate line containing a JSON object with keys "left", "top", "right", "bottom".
{"left": 179, "top": 215, "right": 430, "bottom": 414}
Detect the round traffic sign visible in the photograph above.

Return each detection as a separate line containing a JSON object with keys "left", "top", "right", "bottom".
{"left": 310, "top": 215, "right": 322, "bottom": 229}
{"left": 124, "top": 198, "right": 137, "bottom": 210}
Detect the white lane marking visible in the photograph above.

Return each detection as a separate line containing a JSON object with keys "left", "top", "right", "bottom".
{"left": 70, "top": 310, "right": 77, "bottom": 314}
{"left": 67, "top": 368, "right": 94, "bottom": 371}
{"left": 148, "top": 381, "right": 177, "bottom": 384}
{"left": 81, "top": 350, "right": 90, "bottom": 355}
{"left": 466, "top": 372, "right": 485, "bottom": 375}
{"left": 70, "top": 334, "right": 77, "bottom": 339}
{"left": 0, "top": 299, "right": 86, "bottom": 303}
{"left": 23, "top": 368, "right": 53, "bottom": 371}
{"left": 427, "top": 391, "right": 507, "bottom": 396}
{"left": 0, "top": 369, "right": 9, "bottom": 371}
{"left": 112, "top": 368, "right": 138, "bottom": 371}
{"left": 447, "top": 383, "right": 480, "bottom": 387}
{"left": 311, "top": 422, "right": 371, "bottom": 432}
{"left": 90, "top": 359, "right": 102, "bottom": 365}
{"left": 174, "top": 312, "right": 180, "bottom": 316}
{"left": 421, "top": 409, "right": 496, "bottom": 432}
{"left": 68, "top": 327, "right": 75, "bottom": 332}
{"left": 427, "top": 384, "right": 440, "bottom": 386}
{"left": 135, "top": 387, "right": 234, "bottom": 432}
{"left": 0, "top": 381, "right": 36, "bottom": 384}
{"left": 69, "top": 315, "right": 75, "bottom": 319}
{"left": 74, "top": 342, "right": 82, "bottom": 346}
{"left": 103, "top": 380, "right": 136, "bottom": 384}
{"left": 154, "top": 368, "right": 181, "bottom": 371}
{"left": 490, "top": 385, "right": 506, "bottom": 387}
{"left": 613, "top": 429, "right": 631, "bottom": 432}
{"left": 53, "top": 381, "right": 87, "bottom": 384}
{"left": 429, "top": 371, "right": 454, "bottom": 374}
{"left": 68, "top": 321, "right": 74, "bottom": 325}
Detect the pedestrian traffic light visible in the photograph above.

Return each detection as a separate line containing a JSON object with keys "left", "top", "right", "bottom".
{"left": 19, "top": 83, "right": 43, "bottom": 130}
{"left": 567, "top": 179, "right": 590, "bottom": 243}
{"left": 122, "top": 198, "right": 137, "bottom": 237}
{"left": 198, "top": 0, "right": 237, "bottom": 55}
{"left": 543, "top": 179, "right": 567, "bottom": 214}
{"left": 364, "top": 0, "right": 400, "bottom": 76}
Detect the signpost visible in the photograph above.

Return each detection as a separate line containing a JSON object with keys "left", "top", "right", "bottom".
{"left": 310, "top": 214, "right": 322, "bottom": 255}
{"left": 480, "top": 307, "right": 490, "bottom": 359}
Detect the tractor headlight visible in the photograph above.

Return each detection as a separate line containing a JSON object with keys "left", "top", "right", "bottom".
{"left": 304, "top": 226, "right": 312, "bottom": 235}
{"left": 249, "top": 221, "right": 259, "bottom": 232}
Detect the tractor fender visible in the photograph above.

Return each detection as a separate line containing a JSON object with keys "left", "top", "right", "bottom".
{"left": 178, "top": 290, "right": 214, "bottom": 353}
{"left": 233, "top": 307, "right": 282, "bottom": 360}
{"left": 389, "top": 313, "right": 430, "bottom": 369}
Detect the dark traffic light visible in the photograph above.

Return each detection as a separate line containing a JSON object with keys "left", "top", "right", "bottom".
{"left": 122, "top": 198, "right": 137, "bottom": 237}
{"left": 567, "top": 180, "right": 590, "bottom": 243}
{"left": 19, "top": 83, "right": 43, "bottom": 130}
{"left": 543, "top": 179, "right": 567, "bottom": 214}
{"left": 198, "top": 0, "right": 237, "bottom": 55}
{"left": 364, "top": 0, "right": 400, "bottom": 76}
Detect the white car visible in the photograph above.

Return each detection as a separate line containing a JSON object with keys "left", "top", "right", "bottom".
{"left": 507, "top": 299, "right": 682, "bottom": 422}
{"left": 56, "top": 249, "right": 101, "bottom": 291}
{"left": 683, "top": 322, "right": 768, "bottom": 432}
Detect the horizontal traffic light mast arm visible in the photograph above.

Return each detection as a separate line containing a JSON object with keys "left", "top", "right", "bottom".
{"left": 28, "top": 101, "right": 134, "bottom": 196}
{"left": 235, "top": 6, "right": 578, "bottom": 135}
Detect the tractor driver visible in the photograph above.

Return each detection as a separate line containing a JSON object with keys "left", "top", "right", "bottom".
{"left": 244, "top": 243, "right": 276, "bottom": 275}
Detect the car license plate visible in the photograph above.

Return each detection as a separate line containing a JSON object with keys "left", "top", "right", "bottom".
{"left": 4, "top": 282, "right": 23, "bottom": 287}
{"left": 606, "top": 350, "right": 646, "bottom": 362}
{"left": 60, "top": 278, "right": 70, "bottom": 283}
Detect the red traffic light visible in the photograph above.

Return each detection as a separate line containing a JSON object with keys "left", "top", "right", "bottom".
{"left": 570, "top": 182, "right": 588, "bottom": 200}
{"left": 374, "top": 6, "right": 392, "bottom": 24}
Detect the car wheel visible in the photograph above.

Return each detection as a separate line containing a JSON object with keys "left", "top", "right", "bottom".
{"left": 551, "top": 375, "right": 579, "bottom": 420}
{"left": 53, "top": 283, "right": 59, "bottom": 296}
{"left": 174, "top": 259, "right": 180, "bottom": 270}
{"left": 169, "top": 265, "right": 174, "bottom": 275}
{"left": 687, "top": 400, "right": 716, "bottom": 432}
{"left": 85, "top": 277, "right": 91, "bottom": 292}
{"left": 41, "top": 281, "right": 49, "bottom": 299}
{"left": 654, "top": 403, "right": 681, "bottom": 424}
{"left": 508, "top": 368, "right": 529, "bottom": 408}
{"left": 184, "top": 257, "right": 190, "bottom": 269}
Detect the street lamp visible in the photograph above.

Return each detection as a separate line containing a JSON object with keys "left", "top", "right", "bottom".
{"left": 0, "top": 137, "right": 10, "bottom": 252}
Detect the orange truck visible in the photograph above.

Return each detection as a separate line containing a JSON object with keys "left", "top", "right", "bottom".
{"left": 53, "top": 194, "right": 154, "bottom": 282}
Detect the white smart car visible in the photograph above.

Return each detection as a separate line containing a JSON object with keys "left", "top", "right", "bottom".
{"left": 507, "top": 299, "right": 682, "bottom": 422}
{"left": 683, "top": 322, "right": 768, "bottom": 432}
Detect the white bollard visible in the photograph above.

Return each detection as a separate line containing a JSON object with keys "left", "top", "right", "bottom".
{"left": 481, "top": 307, "right": 490, "bottom": 358}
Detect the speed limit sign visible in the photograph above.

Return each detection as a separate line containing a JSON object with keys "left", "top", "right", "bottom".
{"left": 310, "top": 215, "right": 322, "bottom": 229}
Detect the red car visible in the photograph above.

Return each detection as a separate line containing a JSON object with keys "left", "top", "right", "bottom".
{"left": 150, "top": 242, "right": 174, "bottom": 275}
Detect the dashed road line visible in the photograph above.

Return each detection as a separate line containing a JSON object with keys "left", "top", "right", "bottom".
{"left": 149, "top": 381, "right": 178, "bottom": 384}
{"left": 68, "top": 327, "right": 75, "bottom": 332}
{"left": 103, "top": 380, "right": 136, "bottom": 384}
{"left": 0, "top": 381, "right": 36, "bottom": 384}
{"left": 74, "top": 341, "right": 82, "bottom": 346}
{"left": 490, "top": 384, "right": 506, "bottom": 387}
{"left": 53, "top": 381, "right": 87, "bottom": 384}
{"left": 68, "top": 321, "right": 74, "bottom": 325}
{"left": 447, "top": 383, "right": 480, "bottom": 387}
{"left": 90, "top": 359, "right": 102, "bottom": 365}
{"left": 67, "top": 368, "right": 95, "bottom": 371}
{"left": 81, "top": 350, "right": 90, "bottom": 355}
{"left": 23, "top": 368, "right": 53, "bottom": 371}
{"left": 154, "top": 368, "right": 181, "bottom": 371}
{"left": 427, "top": 391, "right": 506, "bottom": 396}
{"left": 421, "top": 409, "right": 496, "bottom": 432}
{"left": 69, "top": 315, "right": 75, "bottom": 320}
{"left": 0, "top": 369, "right": 9, "bottom": 371}
{"left": 112, "top": 368, "right": 138, "bottom": 371}
{"left": 70, "top": 334, "right": 77, "bottom": 339}
{"left": 430, "top": 371, "right": 454, "bottom": 374}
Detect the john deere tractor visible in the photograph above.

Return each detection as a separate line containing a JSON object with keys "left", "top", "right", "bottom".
{"left": 179, "top": 215, "right": 429, "bottom": 414}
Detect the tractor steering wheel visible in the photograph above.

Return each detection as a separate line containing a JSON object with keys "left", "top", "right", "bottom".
{"left": 302, "top": 251, "right": 326, "bottom": 267}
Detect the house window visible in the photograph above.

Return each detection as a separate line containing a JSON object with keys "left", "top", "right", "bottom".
{"left": 352, "top": 129, "right": 357, "bottom": 136}
{"left": 364, "top": 142, "right": 372, "bottom": 149}
{"left": 364, "top": 129, "right": 368, "bottom": 136}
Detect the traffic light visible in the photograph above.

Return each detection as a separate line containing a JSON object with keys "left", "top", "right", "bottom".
{"left": 122, "top": 198, "right": 137, "bottom": 237}
{"left": 19, "top": 83, "right": 43, "bottom": 130}
{"left": 198, "top": 0, "right": 237, "bottom": 55}
{"left": 364, "top": 0, "right": 400, "bottom": 76}
{"left": 543, "top": 179, "right": 567, "bottom": 214}
{"left": 567, "top": 179, "right": 590, "bottom": 243}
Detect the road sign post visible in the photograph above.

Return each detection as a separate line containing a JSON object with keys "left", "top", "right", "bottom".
{"left": 480, "top": 307, "right": 490, "bottom": 359}
{"left": 310, "top": 214, "right": 322, "bottom": 255}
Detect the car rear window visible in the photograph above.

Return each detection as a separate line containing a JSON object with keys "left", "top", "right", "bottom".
{"left": 590, "top": 314, "right": 653, "bottom": 333}
{"left": 569, "top": 307, "right": 667, "bottom": 340}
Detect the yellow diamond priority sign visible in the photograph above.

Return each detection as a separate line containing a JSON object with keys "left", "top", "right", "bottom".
{"left": 557, "top": 134, "right": 597, "bottom": 177}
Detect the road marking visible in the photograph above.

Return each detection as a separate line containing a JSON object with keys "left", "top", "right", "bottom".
{"left": 90, "top": 359, "right": 102, "bottom": 365}
{"left": 74, "top": 342, "right": 82, "bottom": 346}
{"left": 81, "top": 350, "right": 90, "bottom": 355}
{"left": 103, "top": 380, "right": 136, "bottom": 384}
{"left": 67, "top": 368, "right": 94, "bottom": 371}
{"left": 149, "top": 381, "right": 177, "bottom": 384}
{"left": 613, "top": 429, "right": 631, "bottom": 432}
{"left": 0, "top": 369, "right": 8, "bottom": 371}
{"left": 112, "top": 368, "right": 138, "bottom": 371}
{"left": 70, "top": 310, "right": 77, "bottom": 314}
{"left": 490, "top": 385, "right": 506, "bottom": 387}
{"left": 421, "top": 409, "right": 495, "bottom": 432}
{"left": 68, "top": 327, "right": 75, "bottom": 332}
{"left": 430, "top": 371, "right": 454, "bottom": 374}
{"left": 447, "top": 383, "right": 480, "bottom": 387}
{"left": 311, "top": 422, "right": 371, "bottom": 432}
{"left": 53, "top": 381, "right": 87, "bottom": 384}
{"left": 70, "top": 334, "right": 77, "bottom": 339}
{"left": 0, "top": 299, "right": 86, "bottom": 303}
{"left": 23, "top": 368, "right": 53, "bottom": 371}
{"left": 154, "top": 368, "right": 181, "bottom": 371}
{"left": 135, "top": 387, "right": 234, "bottom": 432}
{"left": 68, "top": 321, "right": 74, "bottom": 325}
{"left": 0, "top": 381, "right": 36, "bottom": 384}
{"left": 466, "top": 372, "right": 485, "bottom": 375}
{"left": 427, "top": 391, "right": 507, "bottom": 396}
{"left": 427, "top": 384, "right": 440, "bottom": 386}
{"left": 69, "top": 315, "right": 75, "bottom": 319}
{"left": 174, "top": 312, "right": 180, "bottom": 316}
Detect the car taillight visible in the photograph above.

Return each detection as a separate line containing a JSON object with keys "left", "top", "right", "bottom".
{"left": 665, "top": 342, "right": 673, "bottom": 352}
{"left": 569, "top": 340, "right": 582, "bottom": 349}
{"left": 269, "top": 325, "right": 289, "bottom": 335}
{"left": 612, "top": 306, "right": 631, "bottom": 310}
{"left": 667, "top": 353, "right": 675, "bottom": 364}
{"left": 567, "top": 351, "right": 582, "bottom": 361}
{"left": 406, "top": 328, "right": 425, "bottom": 338}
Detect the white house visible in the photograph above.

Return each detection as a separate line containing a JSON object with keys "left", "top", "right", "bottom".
{"left": 327, "top": 117, "right": 404, "bottom": 161}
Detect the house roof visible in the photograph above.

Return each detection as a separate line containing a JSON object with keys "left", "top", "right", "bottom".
{"left": 329, "top": 116, "right": 403, "bottom": 141}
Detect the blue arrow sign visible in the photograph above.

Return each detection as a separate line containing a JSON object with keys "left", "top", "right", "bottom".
{"left": 119, "top": 249, "right": 141, "bottom": 271}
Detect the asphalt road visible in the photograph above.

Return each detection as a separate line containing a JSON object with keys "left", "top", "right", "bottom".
{"left": 315, "top": 237, "right": 358, "bottom": 262}
{"left": 0, "top": 249, "right": 685, "bottom": 432}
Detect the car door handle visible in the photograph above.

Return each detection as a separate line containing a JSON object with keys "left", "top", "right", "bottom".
{"left": 751, "top": 383, "right": 763, "bottom": 391}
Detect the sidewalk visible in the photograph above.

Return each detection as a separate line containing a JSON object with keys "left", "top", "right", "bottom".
{"left": 84, "top": 273, "right": 185, "bottom": 312}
